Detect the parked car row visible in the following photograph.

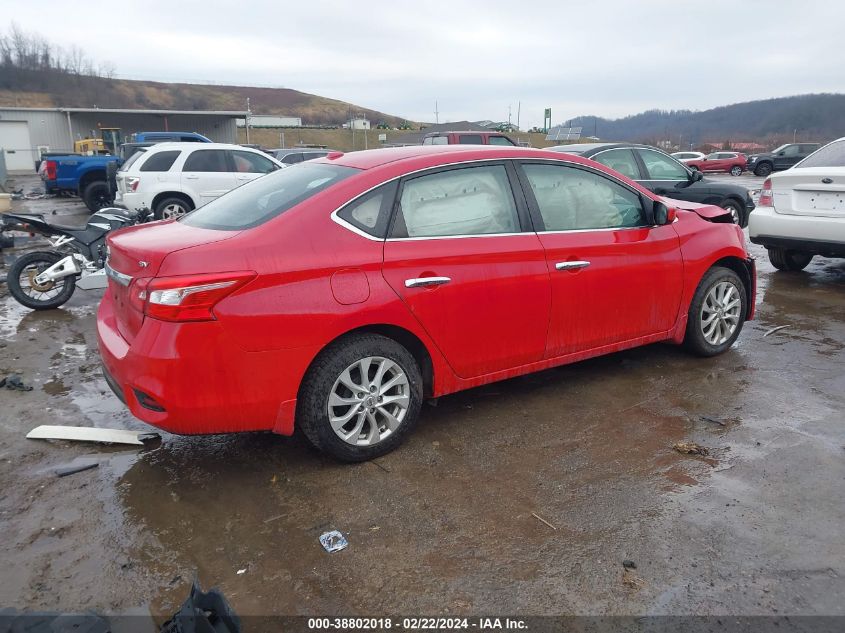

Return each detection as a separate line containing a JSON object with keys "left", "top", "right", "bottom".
{"left": 548, "top": 143, "right": 755, "bottom": 225}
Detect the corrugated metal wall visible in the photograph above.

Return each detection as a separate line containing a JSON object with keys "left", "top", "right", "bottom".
{"left": 0, "top": 109, "right": 239, "bottom": 172}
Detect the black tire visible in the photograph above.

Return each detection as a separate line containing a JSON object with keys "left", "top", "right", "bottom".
{"left": 297, "top": 333, "right": 423, "bottom": 462}
{"left": 683, "top": 266, "right": 747, "bottom": 357}
{"left": 154, "top": 196, "right": 193, "bottom": 220}
{"left": 7, "top": 251, "right": 76, "bottom": 310}
{"left": 82, "top": 181, "right": 113, "bottom": 212}
{"left": 754, "top": 162, "right": 773, "bottom": 177}
{"left": 730, "top": 165, "right": 743, "bottom": 176}
{"left": 719, "top": 198, "right": 746, "bottom": 226}
{"left": 767, "top": 247, "right": 813, "bottom": 271}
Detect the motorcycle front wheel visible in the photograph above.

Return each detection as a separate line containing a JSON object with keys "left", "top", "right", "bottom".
{"left": 7, "top": 251, "right": 77, "bottom": 310}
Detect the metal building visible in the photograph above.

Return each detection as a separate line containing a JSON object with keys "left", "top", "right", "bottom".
{"left": 237, "top": 115, "right": 302, "bottom": 128}
{"left": 0, "top": 107, "right": 247, "bottom": 172}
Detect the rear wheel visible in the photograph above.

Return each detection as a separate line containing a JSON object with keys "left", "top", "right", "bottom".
{"left": 730, "top": 165, "right": 743, "bottom": 176}
{"left": 7, "top": 251, "right": 76, "bottom": 310}
{"left": 297, "top": 333, "right": 423, "bottom": 462}
{"left": 154, "top": 196, "right": 193, "bottom": 220}
{"left": 754, "top": 162, "right": 773, "bottom": 177}
{"left": 684, "top": 266, "right": 747, "bottom": 357}
{"left": 82, "top": 181, "right": 113, "bottom": 212}
{"left": 767, "top": 247, "right": 813, "bottom": 271}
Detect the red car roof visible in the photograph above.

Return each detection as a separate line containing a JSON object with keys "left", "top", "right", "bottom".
{"left": 324, "top": 145, "right": 572, "bottom": 170}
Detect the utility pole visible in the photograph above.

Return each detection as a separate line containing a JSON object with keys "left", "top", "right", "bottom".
{"left": 435, "top": 101, "right": 439, "bottom": 125}
{"left": 517, "top": 101, "right": 521, "bottom": 131}
{"left": 508, "top": 104, "right": 512, "bottom": 127}
{"left": 793, "top": 128, "right": 797, "bottom": 142}
{"left": 245, "top": 97, "right": 251, "bottom": 144}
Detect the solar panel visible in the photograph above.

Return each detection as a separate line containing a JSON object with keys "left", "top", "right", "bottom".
{"left": 545, "top": 126, "right": 582, "bottom": 141}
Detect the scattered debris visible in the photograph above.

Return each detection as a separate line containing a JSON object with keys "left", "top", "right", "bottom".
{"left": 622, "top": 559, "right": 637, "bottom": 570}
{"left": 236, "top": 568, "right": 246, "bottom": 575}
{"left": 263, "top": 514, "right": 286, "bottom": 524}
{"left": 763, "top": 325, "right": 791, "bottom": 338}
{"left": 673, "top": 442, "right": 709, "bottom": 456}
{"left": 3, "top": 374, "right": 33, "bottom": 391}
{"left": 622, "top": 569, "right": 646, "bottom": 590}
{"left": 699, "top": 415, "right": 728, "bottom": 427}
{"left": 160, "top": 580, "right": 241, "bottom": 633}
{"left": 56, "top": 461, "right": 99, "bottom": 477}
{"left": 26, "top": 425, "right": 160, "bottom": 446}
{"left": 531, "top": 512, "right": 558, "bottom": 531}
{"left": 319, "top": 530, "right": 349, "bottom": 553}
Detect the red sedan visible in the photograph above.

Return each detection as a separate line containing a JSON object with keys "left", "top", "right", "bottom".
{"left": 686, "top": 151, "right": 747, "bottom": 176}
{"left": 98, "top": 145, "right": 755, "bottom": 461}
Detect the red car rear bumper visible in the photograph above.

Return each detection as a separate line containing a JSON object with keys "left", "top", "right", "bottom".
{"left": 97, "top": 293, "right": 317, "bottom": 436}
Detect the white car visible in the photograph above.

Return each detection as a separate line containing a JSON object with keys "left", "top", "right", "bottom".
{"left": 115, "top": 143, "right": 283, "bottom": 219}
{"left": 749, "top": 137, "right": 845, "bottom": 270}
{"left": 671, "top": 151, "right": 705, "bottom": 163}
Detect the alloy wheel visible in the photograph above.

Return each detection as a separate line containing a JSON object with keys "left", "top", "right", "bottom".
{"left": 700, "top": 281, "right": 741, "bottom": 346}
{"left": 328, "top": 356, "right": 410, "bottom": 446}
{"left": 162, "top": 203, "right": 188, "bottom": 219}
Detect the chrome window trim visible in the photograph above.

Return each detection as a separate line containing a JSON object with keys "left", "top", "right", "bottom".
{"left": 329, "top": 156, "right": 656, "bottom": 241}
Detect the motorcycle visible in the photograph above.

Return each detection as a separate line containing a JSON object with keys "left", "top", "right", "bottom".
{"left": 2, "top": 207, "right": 153, "bottom": 310}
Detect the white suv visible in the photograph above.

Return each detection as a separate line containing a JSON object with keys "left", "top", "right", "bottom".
{"left": 749, "top": 137, "right": 845, "bottom": 271}
{"left": 115, "top": 143, "right": 283, "bottom": 219}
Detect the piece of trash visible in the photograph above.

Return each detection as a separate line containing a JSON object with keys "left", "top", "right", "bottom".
{"left": 160, "top": 580, "right": 241, "bottom": 633}
{"left": 56, "top": 461, "right": 99, "bottom": 477}
{"left": 763, "top": 325, "right": 791, "bottom": 337}
{"left": 531, "top": 512, "right": 557, "bottom": 531}
{"left": 236, "top": 568, "right": 246, "bottom": 575}
{"left": 622, "top": 569, "right": 646, "bottom": 590}
{"left": 263, "top": 514, "right": 285, "bottom": 524}
{"left": 673, "top": 442, "right": 709, "bottom": 456}
{"left": 699, "top": 415, "right": 728, "bottom": 427}
{"left": 27, "top": 425, "right": 160, "bottom": 446}
{"left": 622, "top": 559, "right": 637, "bottom": 570}
{"left": 319, "top": 530, "right": 349, "bottom": 553}
{"left": 4, "top": 374, "right": 33, "bottom": 391}
{"left": 270, "top": 474, "right": 278, "bottom": 484}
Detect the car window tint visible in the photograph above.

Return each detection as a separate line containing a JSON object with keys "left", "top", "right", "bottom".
{"left": 523, "top": 164, "right": 645, "bottom": 231}
{"left": 231, "top": 150, "right": 276, "bottom": 174}
{"left": 430, "top": 136, "right": 448, "bottom": 145}
{"left": 393, "top": 165, "right": 518, "bottom": 238}
{"left": 140, "top": 150, "right": 180, "bottom": 172}
{"left": 592, "top": 148, "right": 640, "bottom": 180}
{"left": 489, "top": 136, "right": 515, "bottom": 146}
{"left": 458, "top": 135, "right": 483, "bottom": 144}
{"left": 782, "top": 145, "right": 800, "bottom": 157}
{"left": 181, "top": 163, "right": 358, "bottom": 230}
{"left": 638, "top": 149, "right": 689, "bottom": 180}
{"left": 337, "top": 183, "right": 396, "bottom": 238}
{"left": 282, "top": 153, "right": 304, "bottom": 164}
{"left": 183, "top": 149, "right": 229, "bottom": 172}
{"left": 797, "top": 140, "right": 845, "bottom": 168}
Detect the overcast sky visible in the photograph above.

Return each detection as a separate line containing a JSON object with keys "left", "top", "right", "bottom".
{"left": 11, "top": 0, "right": 845, "bottom": 128}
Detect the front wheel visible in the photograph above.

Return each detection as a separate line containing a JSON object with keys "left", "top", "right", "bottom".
{"left": 730, "top": 165, "right": 743, "bottom": 176}
{"left": 767, "top": 247, "right": 813, "bottom": 271}
{"left": 719, "top": 198, "right": 745, "bottom": 226}
{"left": 7, "top": 251, "right": 76, "bottom": 310}
{"left": 297, "top": 333, "right": 423, "bottom": 462}
{"left": 684, "top": 266, "right": 747, "bottom": 357}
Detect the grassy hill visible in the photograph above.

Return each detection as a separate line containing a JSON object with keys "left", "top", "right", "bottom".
{"left": 0, "top": 70, "right": 410, "bottom": 127}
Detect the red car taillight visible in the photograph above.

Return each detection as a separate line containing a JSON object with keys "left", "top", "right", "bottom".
{"left": 759, "top": 179, "right": 773, "bottom": 207}
{"left": 142, "top": 272, "right": 255, "bottom": 322}
{"left": 127, "top": 177, "right": 140, "bottom": 192}
{"left": 43, "top": 160, "right": 57, "bottom": 180}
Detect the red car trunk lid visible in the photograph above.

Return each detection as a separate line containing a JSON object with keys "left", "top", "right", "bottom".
{"left": 106, "top": 221, "right": 240, "bottom": 342}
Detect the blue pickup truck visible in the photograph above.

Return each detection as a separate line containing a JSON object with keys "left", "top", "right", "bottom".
{"left": 39, "top": 132, "right": 212, "bottom": 212}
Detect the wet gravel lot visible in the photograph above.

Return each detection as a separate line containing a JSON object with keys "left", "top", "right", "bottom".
{"left": 0, "top": 175, "right": 843, "bottom": 618}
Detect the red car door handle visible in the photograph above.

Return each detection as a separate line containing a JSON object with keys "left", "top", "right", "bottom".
{"left": 555, "top": 261, "right": 590, "bottom": 271}
{"left": 405, "top": 276, "right": 451, "bottom": 288}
